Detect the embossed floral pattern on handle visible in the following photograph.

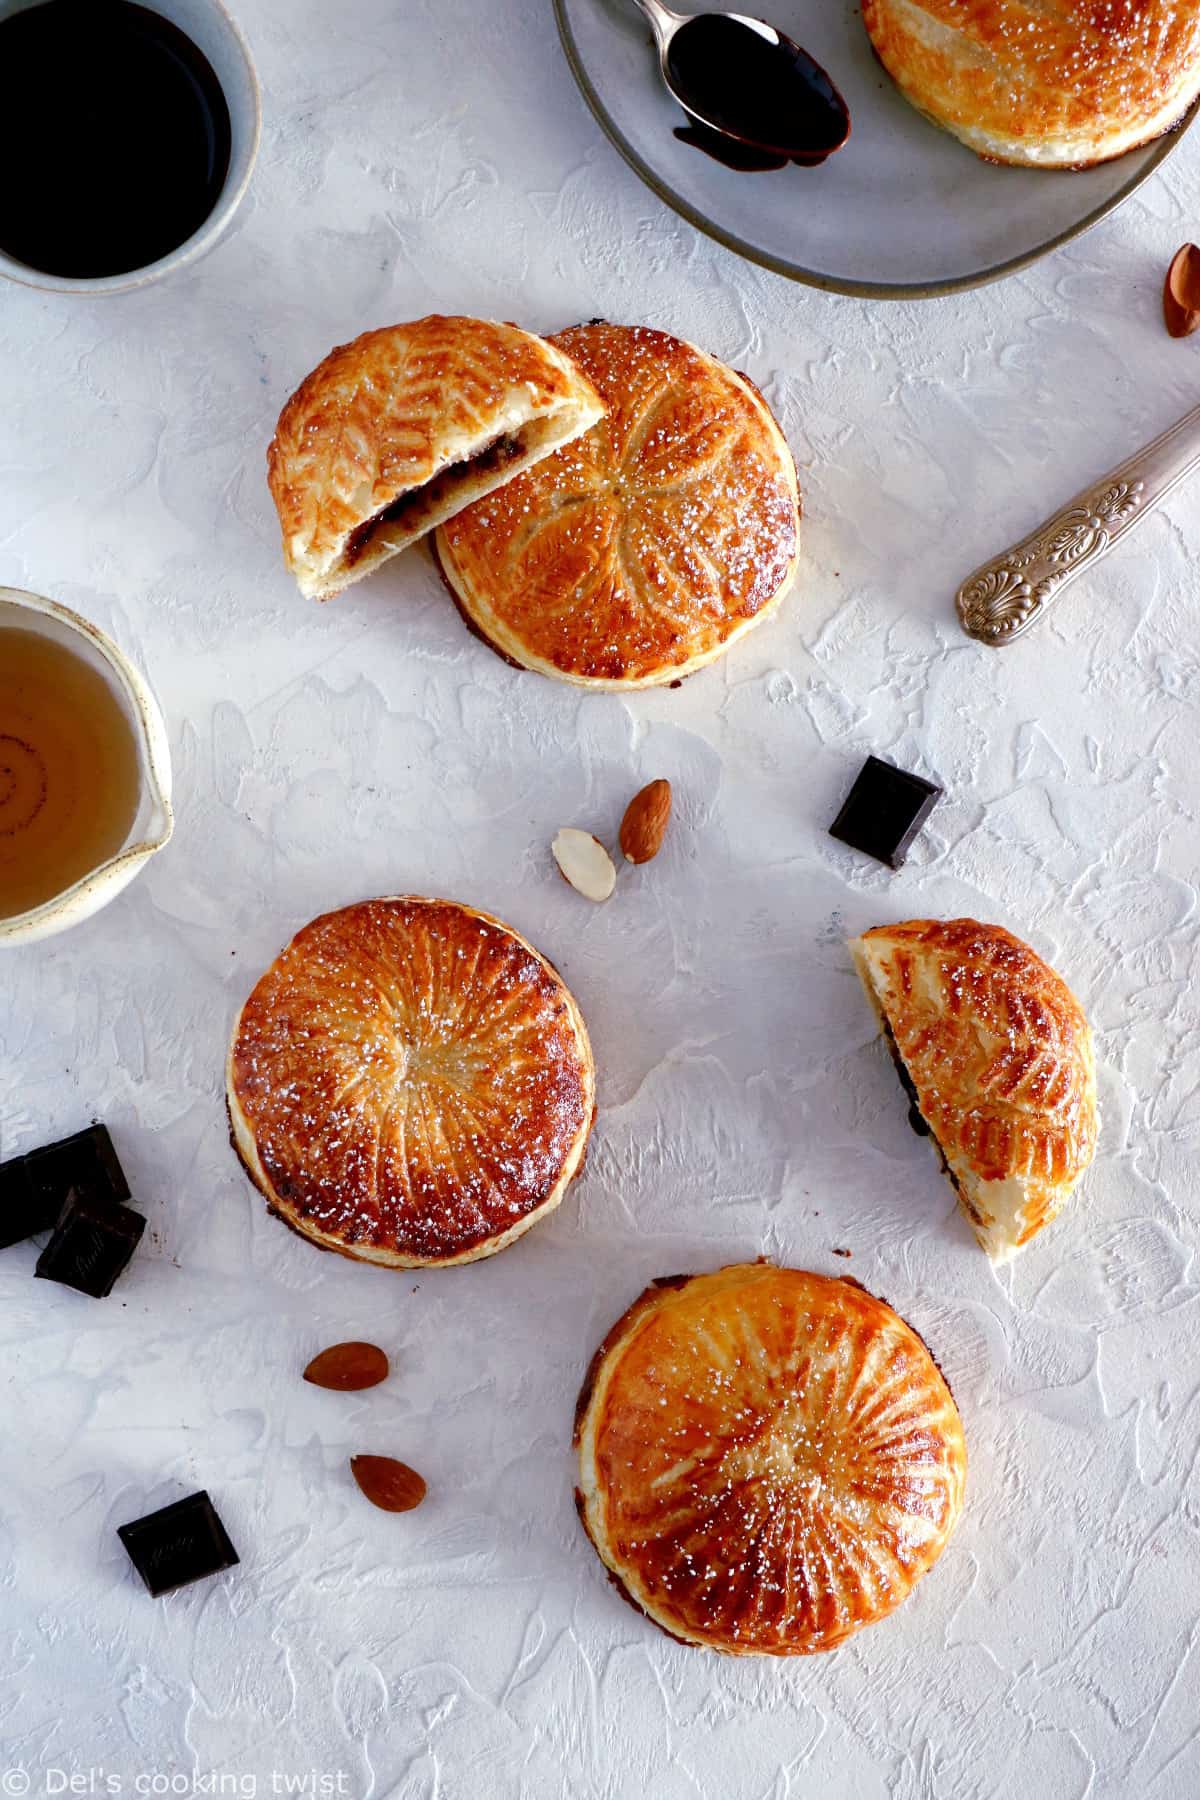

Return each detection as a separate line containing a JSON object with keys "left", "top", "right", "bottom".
{"left": 957, "top": 403, "right": 1200, "bottom": 644}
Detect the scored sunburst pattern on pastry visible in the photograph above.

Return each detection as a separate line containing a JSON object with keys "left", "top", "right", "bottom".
{"left": 435, "top": 322, "right": 801, "bottom": 687}
{"left": 227, "top": 898, "right": 594, "bottom": 1266}
{"left": 575, "top": 1264, "right": 966, "bottom": 1655}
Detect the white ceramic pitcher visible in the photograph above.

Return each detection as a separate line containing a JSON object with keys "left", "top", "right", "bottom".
{"left": 0, "top": 588, "right": 174, "bottom": 946}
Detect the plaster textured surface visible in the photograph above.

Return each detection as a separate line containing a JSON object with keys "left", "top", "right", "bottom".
{"left": 2, "top": 1, "right": 1199, "bottom": 1794}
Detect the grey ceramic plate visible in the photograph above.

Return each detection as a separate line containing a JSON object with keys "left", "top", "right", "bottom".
{"left": 555, "top": 0, "right": 1198, "bottom": 297}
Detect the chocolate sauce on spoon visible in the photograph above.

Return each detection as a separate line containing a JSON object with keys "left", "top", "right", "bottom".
{"left": 663, "top": 12, "right": 850, "bottom": 170}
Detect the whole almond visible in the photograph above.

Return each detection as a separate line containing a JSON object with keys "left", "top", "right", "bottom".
{"left": 350, "top": 1455, "right": 427, "bottom": 1512}
{"left": 1164, "top": 243, "right": 1200, "bottom": 337}
{"left": 620, "top": 779, "right": 672, "bottom": 864}
{"left": 303, "top": 1341, "right": 389, "bottom": 1391}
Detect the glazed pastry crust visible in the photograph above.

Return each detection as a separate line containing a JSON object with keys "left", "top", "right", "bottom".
{"left": 267, "top": 316, "right": 605, "bottom": 599}
{"left": 862, "top": 0, "right": 1200, "bottom": 167}
{"left": 434, "top": 322, "right": 801, "bottom": 688}
{"left": 575, "top": 1263, "right": 966, "bottom": 1656}
{"left": 852, "top": 919, "right": 1098, "bottom": 1259}
{"left": 226, "top": 898, "right": 595, "bottom": 1267}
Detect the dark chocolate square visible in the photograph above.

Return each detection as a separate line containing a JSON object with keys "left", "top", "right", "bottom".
{"left": 34, "top": 1188, "right": 145, "bottom": 1297}
{"left": 118, "top": 1490, "right": 239, "bottom": 1597}
{"left": 0, "top": 1154, "right": 53, "bottom": 1249}
{"left": 25, "top": 1124, "right": 130, "bottom": 1212}
{"left": 829, "top": 755, "right": 942, "bottom": 870}
{"left": 2, "top": 1124, "right": 129, "bottom": 1250}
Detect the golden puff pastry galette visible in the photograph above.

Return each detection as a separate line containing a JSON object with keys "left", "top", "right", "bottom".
{"left": 434, "top": 321, "right": 801, "bottom": 688}
{"left": 575, "top": 1263, "right": 966, "bottom": 1655}
{"left": 862, "top": 0, "right": 1200, "bottom": 168}
{"left": 267, "top": 316, "right": 605, "bottom": 599}
{"left": 227, "top": 898, "right": 595, "bottom": 1267}
{"left": 852, "top": 919, "right": 1098, "bottom": 1260}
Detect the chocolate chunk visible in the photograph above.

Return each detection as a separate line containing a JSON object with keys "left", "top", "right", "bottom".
{"left": 35, "top": 1187, "right": 145, "bottom": 1297}
{"left": 0, "top": 1155, "right": 50, "bottom": 1249}
{"left": 3, "top": 1124, "right": 129, "bottom": 1249}
{"left": 26, "top": 1123, "right": 130, "bottom": 1209}
{"left": 117, "top": 1490, "right": 239, "bottom": 1597}
{"left": 829, "top": 755, "right": 942, "bottom": 870}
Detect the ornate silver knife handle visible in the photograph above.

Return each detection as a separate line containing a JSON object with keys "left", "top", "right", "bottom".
{"left": 956, "top": 399, "right": 1200, "bottom": 645}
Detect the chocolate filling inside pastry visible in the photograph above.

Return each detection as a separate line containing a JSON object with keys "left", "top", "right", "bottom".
{"left": 879, "top": 1017, "right": 983, "bottom": 1221}
{"left": 343, "top": 430, "right": 528, "bottom": 568}
{"left": 880, "top": 1016, "right": 931, "bottom": 1139}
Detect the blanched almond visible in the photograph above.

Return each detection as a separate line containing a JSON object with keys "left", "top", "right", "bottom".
{"left": 351, "top": 1455, "right": 427, "bottom": 1512}
{"left": 552, "top": 828, "right": 616, "bottom": 902}
{"left": 303, "top": 1341, "right": 389, "bottom": 1390}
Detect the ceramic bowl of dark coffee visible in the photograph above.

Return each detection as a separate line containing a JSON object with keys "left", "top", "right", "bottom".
{"left": 0, "top": 0, "right": 260, "bottom": 295}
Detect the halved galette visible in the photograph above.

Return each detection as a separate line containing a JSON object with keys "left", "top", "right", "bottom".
{"left": 852, "top": 918, "right": 1098, "bottom": 1259}
{"left": 267, "top": 315, "right": 605, "bottom": 599}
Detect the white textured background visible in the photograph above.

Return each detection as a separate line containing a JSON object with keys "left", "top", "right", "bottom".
{"left": 2, "top": 0, "right": 1200, "bottom": 1794}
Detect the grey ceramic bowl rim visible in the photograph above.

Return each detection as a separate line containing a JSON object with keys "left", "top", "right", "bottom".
{"left": 0, "top": 0, "right": 262, "bottom": 296}
{"left": 553, "top": 0, "right": 1200, "bottom": 300}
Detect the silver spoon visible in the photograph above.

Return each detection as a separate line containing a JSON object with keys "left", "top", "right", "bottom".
{"left": 956, "top": 400, "right": 1200, "bottom": 644}
{"left": 631, "top": 0, "right": 850, "bottom": 165}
